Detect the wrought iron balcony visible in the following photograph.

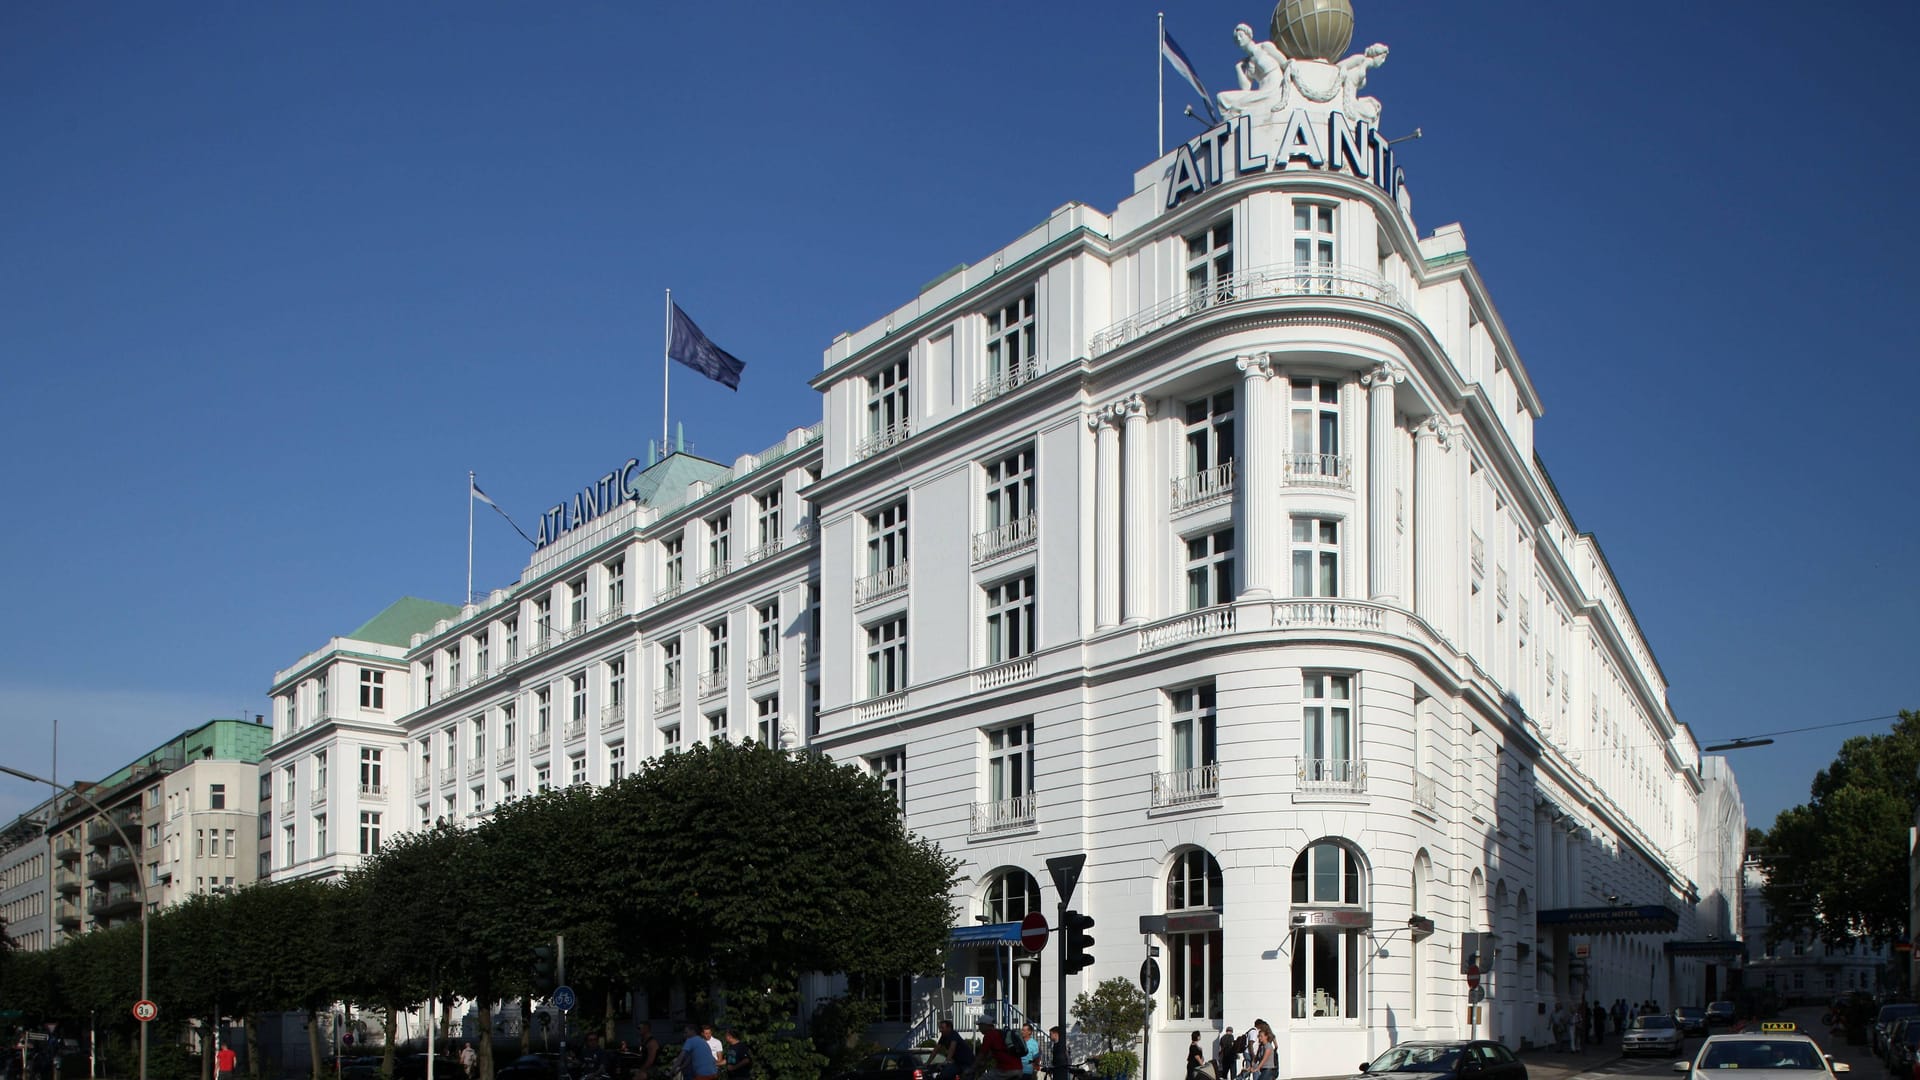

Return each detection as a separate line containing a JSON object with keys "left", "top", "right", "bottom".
{"left": 973, "top": 358, "right": 1041, "bottom": 404}
{"left": 855, "top": 421, "right": 911, "bottom": 460}
{"left": 747, "top": 654, "right": 780, "bottom": 683}
{"left": 972, "top": 515, "right": 1036, "bottom": 564}
{"left": 1297, "top": 758, "right": 1368, "bottom": 794}
{"left": 698, "top": 560, "right": 733, "bottom": 586}
{"left": 698, "top": 670, "right": 728, "bottom": 699}
{"left": 601, "top": 702, "right": 626, "bottom": 730}
{"left": 854, "top": 562, "right": 910, "bottom": 606}
{"left": 654, "top": 683, "right": 682, "bottom": 713}
{"left": 1171, "top": 461, "right": 1235, "bottom": 511}
{"left": 311, "top": 786, "right": 328, "bottom": 807}
{"left": 1282, "top": 452, "right": 1351, "bottom": 489}
{"left": 360, "top": 783, "right": 386, "bottom": 797}
{"left": 1089, "top": 262, "right": 1411, "bottom": 355}
{"left": 1150, "top": 763, "right": 1222, "bottom": 808}
{"left": 969, "top": 794, "right": 1036, "bottom": 836}
{"left": 1413, "top": 774, "right": 1437, "bottom": 811}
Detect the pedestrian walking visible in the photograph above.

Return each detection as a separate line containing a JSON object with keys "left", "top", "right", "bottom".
{"left": 459, "top": 1042, "right": 477, "bottom": 1080}
{"left": 1186, "top": 1032, "right": 1205, "bottom": 1080}
{"left": 1249, "top": 1020, "right": 1277, "bottom": 1080}
{"left": 1214, "top": 1026, "right": 1238, "bottom": 1080}
{"left": 977, "top": 1019, "right": 1021, "bottom": 1080}
{"left": 216, "top": 1044, "right": 237, "bottom": 1080}
{"left": 721, "top": 1030, "right": 751, "bottom": 1080}
{"left": 676, "top": 1023, "right": 718, "bottom": 1080}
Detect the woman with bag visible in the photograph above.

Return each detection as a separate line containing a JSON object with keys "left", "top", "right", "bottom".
{"left": 1249, "top": 1020, "right": 1277, "bottom": 1080}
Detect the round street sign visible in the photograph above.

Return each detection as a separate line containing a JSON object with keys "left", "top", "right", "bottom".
{"left": 1139, "top": 958, "right": 1161, "bottom": 996}
{"left": 551, "top": 985, "right": 577, "bottom": 1012}
{"left": 1020, "top": 911, "right": 1050, "bottom": 952}
{"left": 1465, "top": 964, "right": 1481, "bottom": 990}
{"left": 132, "top": 1000, "right": 159, "bottom": 1023}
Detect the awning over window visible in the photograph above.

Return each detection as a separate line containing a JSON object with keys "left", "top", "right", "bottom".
{"left": 1663, "top": 939, "right": 1745, "bottom": 957}
{"left": 1535, "top": 905, "right": 1678, "bottom": 934}
{"left": 949, "top": 922, "right": 1022, "bottom": 949}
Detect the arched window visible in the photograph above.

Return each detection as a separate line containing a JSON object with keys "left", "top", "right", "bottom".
{"left": 1290, "top": 840, "right": 1367, "bottom": 1021}
{"left": 981, "top": 868, "right": 1042, "bottom": 923}
{"left": 1166, "top": 848, "right": 1224, "bottom": 1021}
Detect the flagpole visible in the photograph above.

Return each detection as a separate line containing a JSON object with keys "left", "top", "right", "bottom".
{"left": 1157, "top": 11, "right": 1165, "bottom": 157}
{"left": 662, "top": 289, "right": 672, "bottom": 458}
{"left": 466, "top": 470, "right": 475, "bottom": 605}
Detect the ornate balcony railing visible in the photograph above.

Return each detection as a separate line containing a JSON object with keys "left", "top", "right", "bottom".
{"left": 698, "top": 561, "right": 733, "bottom": 586}
{"left": 1470, "top": 532, "right": 1486, "bottom": 575}
{"left": 972, "top": 515, "right": 1037, "bottom": 563}
{"left": 495, "top": 748, "right": 516, "bottom": 769}
{"left": 311, "top": 786, "right": 328, "bottom": 807}
{"left": 438, "top": 766, "right": 458, "bottom": 786}
{"left": 598, "top": 605, "right": 626, "bottom": 626}
{"left": 563, "top": 719, "right": 587, "bottom": 743}
{"left": 467, "top": 757, "right": 485, "bottom": 777}
{"left": 656, "top": 580, "right": 685, "bottom": 604}
{"left": 1171, "top": 461, "right": 1236, "bottom": 511}
{"left": 969, "top": 794, "right": 1037, "bottom": 836}
{"left": 1090, "top": 263, "right": 1410, "bottom": 355}
{"left": 747, "top": 654, "right": 780, "bottom": 683}
{"left": 743, "top": 538, "right": 785, "bottom": 565}
{"left": 1151, "top": 763, "right": 1222, "bottom": 808}
{"left": 1413, "top": 774, "right": 1437, "bottom": 811}
{"left": 1283, "top": 452, "right": 1351, "bottom": 489}
{"left": 1138, "top": 606, "right": 1237, "bottom": 651}
{"left": 855, "top": 562, "right": 910, "bottom": 606}
{"left": 1298, "top": 758, "right": 1368, "bottom": 794}
{"left": 413, "top": 776, "right": 430, "bottom": 796}
{"left": 855, "top": 421, "right": 912, "bottom": 460}
{"left": 973, "top": 358, "right": 1041, "bottom": 404}
{"left": 698, "top": 670, "right": 728, "bottom": 699}
{"left": 654, "top": 683, "right": 682, "bottom": 713}
{"left": 601, "top": 702, "right": 626, "bottom": 730}
{"left": 360, "top": 783, "right": 386, "bottom": 798}
{"left": 1272, "top": 601, "right": 1386, "bottom": 632}
{"left": 974, "top": 657, "right": 1036, "bottom": 692}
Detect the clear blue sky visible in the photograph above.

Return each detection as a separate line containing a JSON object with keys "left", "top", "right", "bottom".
{"left": 2, "top": 2, "right": 1914, "bottom": 835}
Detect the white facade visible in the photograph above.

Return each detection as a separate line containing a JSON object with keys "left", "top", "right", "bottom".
{"left": 265, "top": 17, "right": 1742, "bottom": 1072}
{"left": 1744, "top": 859, "right": 1887, "bottom": 1002}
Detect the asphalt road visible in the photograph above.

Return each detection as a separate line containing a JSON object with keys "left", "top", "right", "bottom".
{"left": 1553, "top": 1006, "right": 1890, "bottom": 1080}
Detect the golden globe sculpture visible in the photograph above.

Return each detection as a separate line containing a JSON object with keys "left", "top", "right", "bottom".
{"left": 1271, "top": 0, "right": 1355, "bottom": 62}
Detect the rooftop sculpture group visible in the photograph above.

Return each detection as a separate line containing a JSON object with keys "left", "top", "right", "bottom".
{"left": 1218, "top": 0, "right": 1388, "bottom": 127}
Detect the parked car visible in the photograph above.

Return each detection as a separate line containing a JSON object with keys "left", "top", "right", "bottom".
{"left": 1353, "top": 1040, "right": 1526, "bottom": 1080}
{"left": 1706, "top": 1001, "right": 1739, "bottom": 1027}
{"left": 1621, "top": 1015, "right": 1683, "bottom": 1057}
{"left": 829, "top": 1048, "right": 939, "bottom": 1080}
{"left": 1674, "top": 1007, "right": 1709, "bottom": 1036}
{"left": 1875, "top": 1003, "right": 1920, "bottom": 1056}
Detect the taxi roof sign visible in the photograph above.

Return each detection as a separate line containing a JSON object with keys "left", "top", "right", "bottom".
{"left": 1759, "top": 1021, "right": 1798, "bottom": 1032}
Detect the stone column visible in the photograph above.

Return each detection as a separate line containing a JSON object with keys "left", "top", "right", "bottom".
{"left": 1362, "top": 364, "right": 1405, "bottom": 604}
{"left": 1119, "top": 394, "right": 1154, "bottom": 624}
{"left": 1091, "top": 407, "right": 1122, "bottom": 629}
{"left": 1413, "top": 417, "right": 1454, "bottom": 639}
{"left": 1236, "top": 354, "right": 1276, "bottom": 598}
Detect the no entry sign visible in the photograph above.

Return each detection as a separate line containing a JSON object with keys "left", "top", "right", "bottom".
{"left": 1020, "top": 911, "right": 1050, "bottom": 951}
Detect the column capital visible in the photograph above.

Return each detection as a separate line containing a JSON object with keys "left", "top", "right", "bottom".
{"left": 1361, "top": 363, "right": 1406, "bottom": 389}
{"left": 1417, "top": 417, "right": 1455, "bottom": 449}
{"left": 1113, "top": 393, "right": 1152, "bottom": 423}
{"left": 1235, "top": 353, "right": 1276, "bottom": 381}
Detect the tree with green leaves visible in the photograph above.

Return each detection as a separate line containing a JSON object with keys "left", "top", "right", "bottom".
{"left": 1758, "top": 709, "right": 1920, "bottom": 948}
{"left": 1073, "top": 977, "right": 1150, "bottom": 1079}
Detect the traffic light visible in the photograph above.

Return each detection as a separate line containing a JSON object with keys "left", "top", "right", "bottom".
{"left": 531, "top": 944, "right": 556, "bottom": 997}
{"left": 1062, "top": 909, "right": 1096, "bottom": 974}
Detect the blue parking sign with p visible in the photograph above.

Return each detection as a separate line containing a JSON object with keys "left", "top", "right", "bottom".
{"left": 964, "top": 977, "right": 985, "bottom": 1002}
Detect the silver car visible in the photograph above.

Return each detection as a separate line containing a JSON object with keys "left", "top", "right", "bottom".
{"left": 1623, "top": 1015, "right": 1684, "bottom": 1056}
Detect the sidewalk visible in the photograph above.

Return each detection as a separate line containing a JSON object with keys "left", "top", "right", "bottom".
{"left": 1514, "top": 1039, "right": 1623, "bottom": 1080}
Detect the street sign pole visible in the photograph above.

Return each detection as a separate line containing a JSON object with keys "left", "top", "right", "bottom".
{"left": 1045, "top": 855, "right": 1086, "bottom": 1079}
{"left": 556, "top": 935, "right": 566, "bottom": 1078}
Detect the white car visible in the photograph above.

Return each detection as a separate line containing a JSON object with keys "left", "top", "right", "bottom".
{"left": 1623, "top": 1015, "right": 1683, "bottom": 1056}
{"left": 1673, "top": 1025, "right": 1851, "bottom": 1078}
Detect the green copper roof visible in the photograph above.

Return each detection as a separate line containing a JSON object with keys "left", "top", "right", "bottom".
{"left": 349, "top": 596, "right": 462, "bottom": 647}
{"left": 625, "top": 453, "right": 733, "bottom": 516}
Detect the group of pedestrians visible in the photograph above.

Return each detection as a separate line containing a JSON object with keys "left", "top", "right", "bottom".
{"left": 673, "top": 1022, "right": 751, "bottom": 1080}
{"left": 1202, "top": 1019, "right": 1276, "bottom": 1080}
{"left": 1549, "top": 998, "right": 1664, "bottom": 1052}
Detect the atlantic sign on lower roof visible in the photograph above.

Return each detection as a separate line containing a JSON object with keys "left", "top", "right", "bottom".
{"left": 1166, "top": 112, "right": 1405, "bottom": 209}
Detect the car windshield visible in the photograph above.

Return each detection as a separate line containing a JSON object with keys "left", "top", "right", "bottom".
{"left": 1677, "top": 1008, "right": 1704, "bottom": 1018}
{"left": 1632, "top": 1017, "right": 1676, "bottom": 1031}
{"left": 1368, "top": 1046, "right": 1462, "bottom": 1072}
{"left": 1698, "top": 1041, "right": 1825, "bottom": 1070}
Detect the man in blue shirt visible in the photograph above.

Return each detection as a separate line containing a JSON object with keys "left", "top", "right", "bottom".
{"left": 677, "top": 1023, "right": 718, "bottom": 1080}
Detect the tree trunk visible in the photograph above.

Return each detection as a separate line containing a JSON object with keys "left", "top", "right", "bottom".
{"left": 245, "top": 1016, "right": 261, "bottom": 1080}
{"left": 381, "top": 1002, "right": 398, "bottom": 1075}
{"left": 438, "top": 996, "right": 453, "bottom": 1047}
{"left": 476, "top": 1001, "right": 494, "bottom": 1080}
{"left": 306, "top": 1010, "right": 324, "bottom": 1080}
{"left": 519, "top": 999, "right": 531, "bottom": 1056}
{"left": 203, "top": 1015, "right": 216, "bottom": 1080}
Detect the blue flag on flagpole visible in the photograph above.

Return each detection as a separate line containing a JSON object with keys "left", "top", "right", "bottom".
{"left": 1162, "top": 30, "right": 1217, "bottom": 122}
{"left": 667, "top": 302, "right": 746, "bottom": 390}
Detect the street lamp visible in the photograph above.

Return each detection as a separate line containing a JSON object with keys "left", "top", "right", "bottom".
{"left": 0, "top": 763, "right": 150, "bottom": 1080}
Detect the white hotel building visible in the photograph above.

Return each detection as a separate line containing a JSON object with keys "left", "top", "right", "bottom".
{"left": 266, "top": 13, "right": 1747, "bottom": 1072}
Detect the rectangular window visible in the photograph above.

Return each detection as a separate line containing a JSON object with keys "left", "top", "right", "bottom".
{"left": 535, "top": 596, "right": 554, "bottom": 647}
{"left": 536, "top": 765, "right": 552, "bottom": 793}
{"left": 315, "top": 750, "right": 328, "bottom": 790}
{"left": 662, "top": 535, "right": 685, "bottom": 596}
{"left": 755, "top": 487, "right": 782, "bottom": 552}
{"left": 661, "top": 639, "right": 682, "bottom": 693}
{"left": 501, "top": 776, "right": 516, "bottom": 802}
{"left": 314, "top": 814, "right": 327, "bottom": 855}
{"left": 661, "top": 724, "right": 683, "bottom": 754}
{"left": 866, "top": 356, "right": 910, "bottom": 441}
{"left": 471, "top": 715, "right": 486, "bottom": 760}
{"left": 570, "top": 672, "right": 588, "bottom": 723}
{"left": 1183, "top": 390, "right": 1236, "bottom": 480}
{"left": 475, "top": 631, "right": 490, "bottom": 678}
{"left": 358, "top": 812, "right": 381, "bottom": 855}
{"left": 707, "top": 619, "right": 729, "bottom": 678}
{"left": 987, "top": 721, "right": 1035, "bottom": 802}
{"left": 865, "top": 617, "right": 907, "bottom": 697}
{"left": 568, "top": 577, "right": 587, "bottom": 628}
{"left": 756, "top": 600, "right": 780, "bottom": 659}
{"left": 569, "top": 754, "right": 587, "bottom": 786}
{"left": 708, "top": 513, "right": 732, "bottom": 572}
{"left": 608, "top": 744, "right": 626, "bottom": 784}
{"left": 286, "top": 691, "right": 298, "bottom": 730}
{"left": 869, "top": 749, "right": 906, "bottom": 812}
{"left": 1293, "top": 202, "right": 1336, "bottom": 272}
{"left": 445, "top": 645, "right": 461, "bottom": 688}
{"left": 867, "top": 501, "right": 908, "bottom": 573}
{"left": 1290, "top": 517, "right": 1341, "bottom": 598}
{"left": 209, "top": 783, "right": 227, "bottom": 810}
{"left": 504, "top": 617, "right": 519, "bottom": 664}
{"left": 224, "top": 829, "right": 235, "bottom": 857}
{"left": 707, "top": 710, "right": 728, "bottom": 742}
{"left": 470, "top": 785, "right": 485, "bottom": 814}
{"left": 983, "top": 444, "right": 1035, "bottom": 531}
{"left": 984, "top": 291, "right": 1036, "bottom": 387}
{"left": 1302, "top": 673, "right": 1355, "bottom": 780}
{"left": 316, "top": 674, "right": 329, "bottom": 719}
{"left": 984, "top": 574, "right": 1036, "bottom": 663}
{"left": 1289, "top": 378, "right": 1341, "bottom": 478}
{"left": 1186, "top": 218, "right": 1233, "bottom": 303}
{"left": 281, "top": 824, "right": 294, "bottom": 868}
{"left": 360, "top": 747, "right": 383, "bottom": 793}
{"left": 195, "top": 829, "right": 205, "bottom": 858}
{"left": 607, "top": 656, "right": 626, "bottom": 709}
{"left": 501, "top": 702, "right": 516, "bottom": 748}
{"left": 1185, "top": 529, "right": 1236, "bottom": 609}
{"left": 1170, "top": 684, "right": 1218, "bottom": 774}
{"left": 282, "top": 766, "right": 295, "bottom": 804}
{"left": 807, "top": 583, "right": 822, "bottom": 658}
{"left": 605, "top": 557, "right": 626, "bottom": 616}
{"left": 536, "top": 687, "right": 552, "bottom": 735}
{"left": 755, "top": 694, "right": 780, "bottom": 746}
{"left": 807, "top": 680, "right": 821, "bottom": 738}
